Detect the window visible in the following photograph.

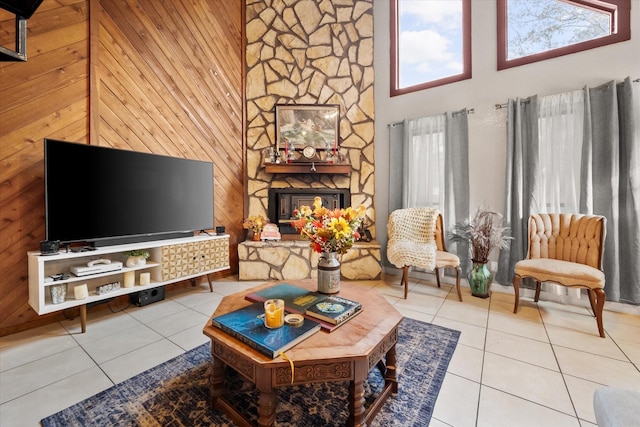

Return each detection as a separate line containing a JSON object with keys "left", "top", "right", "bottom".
{"left": 498, "top": 0, "right": 631, "bottom": 70}
{"left": 404, "top": 115, "right": 446, "bottom": 208}
{"left": 536, "top": 91, "right": 585, "bottom": 213}
{"left": 390, "top": 0, "right": 471, "bottom": 97}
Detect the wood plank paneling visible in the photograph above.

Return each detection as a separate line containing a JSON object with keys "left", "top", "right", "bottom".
{"left": 0, "top": 0, "right": 243, "bottom": 336}
{"left": 0, "top": 0, "right": 90, "bottom": 336}
{"left": 95, "top": 0, "right": 244, "bottom": 270}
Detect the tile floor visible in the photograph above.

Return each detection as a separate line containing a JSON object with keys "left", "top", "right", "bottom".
{"left": 1, "top": 275, "right": 639, "bottom": 426}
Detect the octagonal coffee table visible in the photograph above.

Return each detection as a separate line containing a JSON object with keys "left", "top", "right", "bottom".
{"left": 202, "top": 279, "right": 403, "bottom": 427}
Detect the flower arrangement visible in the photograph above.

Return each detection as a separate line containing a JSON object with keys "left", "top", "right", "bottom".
{"left": 242, "top": 215, "right": 267, "bottom": 233}
{"left": 291, "top": 196, "right": 366, "bottom": 254}
{"left": 448, "top": 207, "right": 512, "bottom": 263}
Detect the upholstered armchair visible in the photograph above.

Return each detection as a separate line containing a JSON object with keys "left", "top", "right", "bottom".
{"left": 513, "top": 213, "right": 606, "bottom": 337}
{"left": 388, "top": 208, "right": 461, "bottom": 301}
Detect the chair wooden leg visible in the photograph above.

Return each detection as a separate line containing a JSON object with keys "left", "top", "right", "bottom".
{"left": 588, "top": 288, "right": 598, "bottom": 314}
{"left": 401, "top": 266, "right": 409, "bottom": 299}
{"left": 435, "top": 267, "right": 441, "bottom": 288}
{"left": 455, "top": 267, "right": 462, "bottom": 302}
{"left": 592, "top": 288, "right": 606, "bottom": 338}
{"left": 534, "top": 281, "right": 542, "bottom": 302}
{"left": 513, "top": 275, "right": 520, "bottom": 313}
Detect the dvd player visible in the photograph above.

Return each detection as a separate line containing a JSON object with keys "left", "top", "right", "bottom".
{"left": 71, "top": 261, "right": 123, "bottom": 277}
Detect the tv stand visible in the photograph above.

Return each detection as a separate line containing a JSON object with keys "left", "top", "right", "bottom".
{"left": 28, "top": 234, "right": 229, "bottom": 332}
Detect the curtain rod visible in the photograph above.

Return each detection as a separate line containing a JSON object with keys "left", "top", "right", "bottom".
{"left": 497, "top": 79, "right": 639, "bottom": 108}
{"left": 495, "top": 99, "right": 530, "bottom": 109}
{"left": 388, "top": 108, "right": 474, "bottom": 127}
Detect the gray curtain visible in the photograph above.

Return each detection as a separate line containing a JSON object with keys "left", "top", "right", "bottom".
{"left": 497, "top": 79, "right": 640, "bottom": 304}
{"left": 583, "top": 78, "right": 640, "bottom": 303}
{"left": 444, "top": 110, "right": 470, "bottom": 274}
{"left": 388, "top": 110, "right": 470, "bottom": 272}
{"left": 496, "top": 96, "right": 539, "bottom": 285}
{"left": 388, "top": 120, "right": 405, "bottom": 216}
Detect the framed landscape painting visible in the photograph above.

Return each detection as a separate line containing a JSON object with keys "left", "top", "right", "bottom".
{"left": 275, "top": 104, "right": 340, "bottom": 152}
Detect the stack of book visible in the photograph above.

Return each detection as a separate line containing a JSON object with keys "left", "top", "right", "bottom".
{"left": 245, "top": 283, "right": 363, "bottom": 331}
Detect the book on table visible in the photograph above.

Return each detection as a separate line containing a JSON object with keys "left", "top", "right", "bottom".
{"left": 245, "top": 283, "right": 363, "bottom": 328}
{"left": 211, "top": 302, "right": 321, "bottom": 359}
{"left": 304, "top": 295, "right": 362, "bottom": 325}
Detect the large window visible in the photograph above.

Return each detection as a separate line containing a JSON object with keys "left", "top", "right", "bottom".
{"left": 536, "top": 91, "right": 585, "bottom": 213}
{"left": 404, "top": 115, "right": 446, "bottom": 208}
{"left": 497, "top": 0, "right": 631, "bottom": 70}
{"left": 390, "top": 0, "right": 471, "bottom": 97}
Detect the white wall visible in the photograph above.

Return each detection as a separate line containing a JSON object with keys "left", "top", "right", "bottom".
{"left": 373, "top": 0, "right": 640, "bottom": 262}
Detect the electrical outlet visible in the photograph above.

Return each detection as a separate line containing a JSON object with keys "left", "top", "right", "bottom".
{"left": 490, "top": 261, "right": 498, "bottom": 271}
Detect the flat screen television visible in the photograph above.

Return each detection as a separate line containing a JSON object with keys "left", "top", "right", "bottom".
{"left": 0, "top": 0, "right": 44, "bottom": 18}
{"left": 44, "top": 139, "right": 214, "bottom": 246}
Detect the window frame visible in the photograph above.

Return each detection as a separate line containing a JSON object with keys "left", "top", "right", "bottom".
{"left": 390, "top": 0, "right": 472, "bottom": 97}
{"left": 497, "top": 0, "right": 631, "bottom": 70}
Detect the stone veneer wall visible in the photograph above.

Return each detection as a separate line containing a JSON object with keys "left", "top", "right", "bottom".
{"left": 239, "top": 241, "right": 381, "bottom": 280}
{"left": 245, "top": 0, "right": 376, "bottom": 236}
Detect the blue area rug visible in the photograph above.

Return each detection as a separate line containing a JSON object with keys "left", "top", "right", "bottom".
{"left": 41, "top": 317, "right": 460, "bottom": 426}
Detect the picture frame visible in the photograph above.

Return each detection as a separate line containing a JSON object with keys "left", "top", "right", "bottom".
{"left": 275, "top": 104, "right": 340, "bottom": 153}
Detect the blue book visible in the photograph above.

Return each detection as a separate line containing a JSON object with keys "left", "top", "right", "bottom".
{"left": 211, "top": 302, "right": 321, "bottom": 359}
{"left": 244, "top": 283, "right": 326, "bottom": 314}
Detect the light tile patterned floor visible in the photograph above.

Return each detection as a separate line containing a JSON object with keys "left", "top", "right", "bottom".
{"left": 1, "top": 275, "right": 639, "bottom": 426}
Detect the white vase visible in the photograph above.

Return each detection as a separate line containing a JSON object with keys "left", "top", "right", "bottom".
{"left": 126, "top": 256, "right": 146, "bottom": 268}
{"left": 317, "top": 252, "right": 340, "bottom": 294}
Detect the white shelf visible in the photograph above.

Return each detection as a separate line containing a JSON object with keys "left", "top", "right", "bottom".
{"left": 28, "top": 235, "right": 230, "bottom": 331}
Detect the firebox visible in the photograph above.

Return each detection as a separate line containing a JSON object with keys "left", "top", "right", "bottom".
{"left": 268, "top": 188, "right": 351, "bottom": 234}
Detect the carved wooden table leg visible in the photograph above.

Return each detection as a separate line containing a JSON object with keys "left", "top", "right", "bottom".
{"left": 256, "top": 388, "right": 277, "bottom": 427}
{"left": 210, "top": 355, "right": 226, "bottom": 406}
{"left": 385, "top": 344, "right": 398, "bottom": 393}
{"left": 348, "top": 378, "right": 366, "bottom": 427}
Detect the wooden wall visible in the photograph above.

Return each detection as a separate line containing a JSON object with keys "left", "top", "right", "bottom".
{"left": 0, "top": 0, "right": 244, "bottom": 336}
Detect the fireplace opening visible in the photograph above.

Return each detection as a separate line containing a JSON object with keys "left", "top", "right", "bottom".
{"left": 268, "top": 188, "right": 351, "bottom": 234}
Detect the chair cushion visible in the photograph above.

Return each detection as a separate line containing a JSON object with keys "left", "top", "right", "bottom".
{"left": 515, "top": 258, "right": 604, "bottom": 289}
{"left": 435, "top": 250, "right": 460, "bottom": 268}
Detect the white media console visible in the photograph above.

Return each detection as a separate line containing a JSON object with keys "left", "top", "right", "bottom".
{"left": 28, "top": 234, "right": 230, "bottom": 332}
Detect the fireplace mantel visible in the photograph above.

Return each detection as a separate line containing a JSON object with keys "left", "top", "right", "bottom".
{"left": 264, "top": 162, "right": 350, "bottom": 174}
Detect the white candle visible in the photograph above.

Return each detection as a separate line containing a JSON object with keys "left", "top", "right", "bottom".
{"left": 123, "top": 271, "right": 135, "bottom": 288}
{"left": 74, "top": 284, "right": 89, "bottom": 300}
{"left": 139, "top": 272, "right": 150, "bottom": 286}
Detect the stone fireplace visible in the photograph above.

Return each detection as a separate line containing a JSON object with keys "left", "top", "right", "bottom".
{"left": 268, "top": 188, "right": 350, "bottom": 234}
{"left": 239, "top": 185, "right": 381, "bottom": 281}
{"left": 239, "top": 0, "right": 380, "bottom": 281}
{"left": 244, "top": 0, "right": 376, "bottom": 237}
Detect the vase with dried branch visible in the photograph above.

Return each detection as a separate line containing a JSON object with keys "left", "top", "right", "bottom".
{"left": 449, "top": 208, "right": 512, "bottom": 297}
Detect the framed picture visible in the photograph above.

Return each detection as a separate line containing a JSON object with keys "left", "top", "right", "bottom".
{"left": 275, "top": 104, "right": 340, "bottom": 152}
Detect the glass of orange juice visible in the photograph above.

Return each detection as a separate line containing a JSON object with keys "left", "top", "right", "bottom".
{"left": 264, "top": 299, "right": 285, "bottom": 328}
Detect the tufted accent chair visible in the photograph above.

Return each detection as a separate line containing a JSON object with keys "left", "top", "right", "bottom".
{"left": 513, "top": 213, "right": 606, "bottom": 337}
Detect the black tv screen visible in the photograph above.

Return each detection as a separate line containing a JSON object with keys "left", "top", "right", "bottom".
{"left": 0, "top": 0, "right": 44, "bottom": 18}
{"left": 44, "top": 139, "right": 214, "bottom": 246}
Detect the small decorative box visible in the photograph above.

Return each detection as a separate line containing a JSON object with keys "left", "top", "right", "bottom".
{"left": 96, "top": 281, "right": 121, "bottom": 295}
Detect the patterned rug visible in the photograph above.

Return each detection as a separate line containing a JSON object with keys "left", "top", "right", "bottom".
{"left": 41, "top": 318, "right": 460, "bottom": 427}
